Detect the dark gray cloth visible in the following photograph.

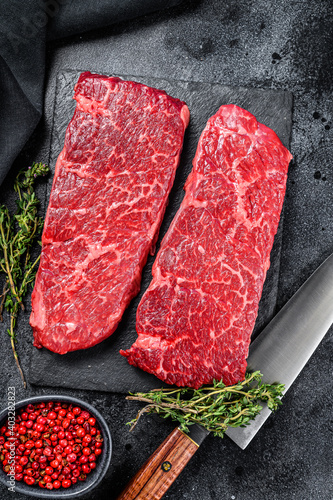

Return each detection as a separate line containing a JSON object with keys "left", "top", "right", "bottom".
{"left": 0, "top": 0, "right": 182, "bottom": 187}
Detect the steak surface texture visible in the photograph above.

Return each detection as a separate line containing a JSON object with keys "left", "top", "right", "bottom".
{"left": 121, "top": 104, "right": 292, "bottom": 388}
{"left": 30, "top": 72, "right": 190, "bottom": 354}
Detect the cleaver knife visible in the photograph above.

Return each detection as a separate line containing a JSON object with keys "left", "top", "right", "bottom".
{"left": 117, "top": 252, "right": 333, "bottom": 500}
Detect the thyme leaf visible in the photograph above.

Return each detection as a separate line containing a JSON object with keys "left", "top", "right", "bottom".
{"left": 0, "top": 162, "right": 49, "bottom": 387}
{"left": 126, "top": 371, "right": 284, "bottom": 438}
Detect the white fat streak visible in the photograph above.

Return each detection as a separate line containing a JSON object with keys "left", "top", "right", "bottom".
{"left": 65, "top": 322, "right": 77, "bottom": 333}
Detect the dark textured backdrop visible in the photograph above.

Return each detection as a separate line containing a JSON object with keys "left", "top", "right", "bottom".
{"left": 0, "top": 1, "right": 332, "bottom": 499}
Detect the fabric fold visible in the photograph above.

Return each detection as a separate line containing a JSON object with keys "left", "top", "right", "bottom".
{"left": 0, "top": 0, "right": 183, "bottom": 186}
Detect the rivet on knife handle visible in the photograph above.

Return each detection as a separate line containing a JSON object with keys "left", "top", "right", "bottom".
{"left": 117, "top": 427, "right": 199, "bottom": 500}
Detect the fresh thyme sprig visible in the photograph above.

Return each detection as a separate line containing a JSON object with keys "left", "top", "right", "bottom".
{"left": 0, "top": 162, "right": 49, "bottom": 387}
{"left": 126, "top": 371, "right": 284, "bottom": 438}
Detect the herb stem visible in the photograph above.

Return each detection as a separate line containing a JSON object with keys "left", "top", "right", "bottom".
{"left": 126, "top": 371, "right": 284, "bottom": 438}
{"left": 0, "top": 283, "right": 8, "bottom": 321}
{"left": 19, "top": 254, "right": 41, "bottom": 297}
{"left": 0, "top": 162, "right": 49, "bottom": 387}
{"left": 0, "top": 226, "right": 21, "bottom": 309}
{"left": 9, "top": 312, "right": 26, "bottom": 389}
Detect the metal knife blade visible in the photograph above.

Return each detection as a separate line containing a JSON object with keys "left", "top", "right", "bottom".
{"left": 118, "top": 253, "right": 333, "bottom": 499}
{"left": 226, "top": 251, "right": 333, "bottom": 449}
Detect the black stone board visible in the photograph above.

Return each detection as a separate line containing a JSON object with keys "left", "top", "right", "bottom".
{"left": 28, "top": 70, "right": 293, "bottom": 393}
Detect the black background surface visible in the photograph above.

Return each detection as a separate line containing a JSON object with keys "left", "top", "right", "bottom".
{"left": 0, "top": 1, "right": 333, "bottom": 499}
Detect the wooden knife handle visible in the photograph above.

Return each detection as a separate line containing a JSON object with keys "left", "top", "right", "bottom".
{"left": 117, "top": 427, "right": 199, "bottom": 500}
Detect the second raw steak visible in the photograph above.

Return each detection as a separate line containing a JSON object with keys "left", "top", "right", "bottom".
{"left": 121, "top": 104, "right": 292, "bottom": 388}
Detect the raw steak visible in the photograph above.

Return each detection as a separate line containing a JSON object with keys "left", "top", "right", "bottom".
{"left": 121, "top": 104, "right": 292, "bottom": 388}
{"left": 30, "top": 72, "right": 190, "bottom": 354}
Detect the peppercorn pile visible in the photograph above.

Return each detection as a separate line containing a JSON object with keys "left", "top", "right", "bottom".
{"left": 0, "top": 401, "right": 103, "bottom": 490}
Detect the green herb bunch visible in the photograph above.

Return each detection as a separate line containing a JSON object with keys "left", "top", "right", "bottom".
{"left": 127, "top": 371, "right": 284, "bottom": 438}
{"left": 0, "top": 162, "right": 49, "bottom": 387}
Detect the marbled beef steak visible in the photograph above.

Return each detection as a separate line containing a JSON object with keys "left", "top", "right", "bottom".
{"left": 30, "top": 72, "right": 190, "bottom": 354}
{"left": 121, "top": 105, "right": 292, "bottom": 389}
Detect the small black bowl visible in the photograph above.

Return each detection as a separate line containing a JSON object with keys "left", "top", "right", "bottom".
{"left": 0, "top": 395, "right": 112, "bottom": 498}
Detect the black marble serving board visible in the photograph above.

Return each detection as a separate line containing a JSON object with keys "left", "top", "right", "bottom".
{"left": 28, "top": 70, "right": 292, "bottom": 393}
